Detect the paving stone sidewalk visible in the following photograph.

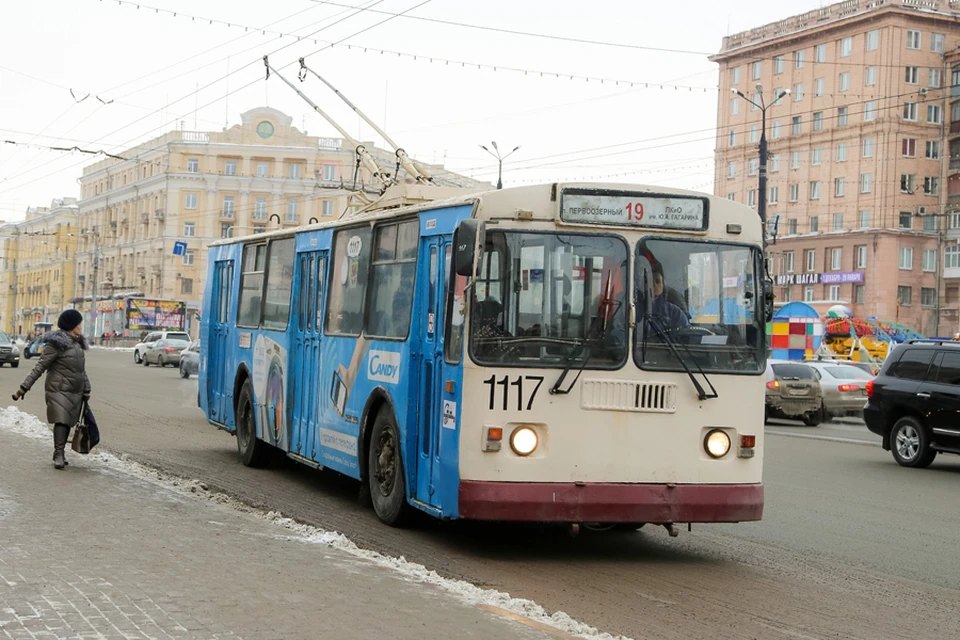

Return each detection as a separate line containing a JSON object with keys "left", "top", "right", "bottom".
{"left": 0, "top": 427, "right": 556, "bottom": 640}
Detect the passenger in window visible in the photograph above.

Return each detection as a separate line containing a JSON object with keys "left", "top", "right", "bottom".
{"left": 650, "top": 262, "right": 690, "bottom": 331}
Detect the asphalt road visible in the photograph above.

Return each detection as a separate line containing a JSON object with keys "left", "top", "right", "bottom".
{"left": 6, "top": 350, "right": 960, "bottom": 640}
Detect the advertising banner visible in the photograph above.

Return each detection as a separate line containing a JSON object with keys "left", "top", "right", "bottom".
{"left": 125, "top": 298, "right": 186, "bottom": 331}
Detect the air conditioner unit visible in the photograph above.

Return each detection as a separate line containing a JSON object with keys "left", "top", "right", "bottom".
{"left": 920, "top": 88, "right": 929, "bottom": 96}
{"left": 917, "top": 206, "right": 928, "bottom": 215}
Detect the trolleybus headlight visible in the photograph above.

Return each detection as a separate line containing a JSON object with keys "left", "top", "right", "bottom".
{"left": 510, "top": 427, "right": 539, "bottom": 456}
{"left": 704, "top": 429, "right": 731, "bottom": 458}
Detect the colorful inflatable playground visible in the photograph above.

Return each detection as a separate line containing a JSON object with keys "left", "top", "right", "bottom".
{"left": 768, "top": 302, "right": 929, "bottom": 368}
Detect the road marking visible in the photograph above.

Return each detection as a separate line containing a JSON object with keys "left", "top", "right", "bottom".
{"left": 766, "top": 430, "right": 881, "bottom": 447}
{"left": 476, "top": 604, "right": 582, "bottom": 639}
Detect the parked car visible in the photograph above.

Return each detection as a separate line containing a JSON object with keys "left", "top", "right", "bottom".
{"left": 805, "top": 355, "right": 880, "bottom": 376}
{"left": 143, "top": 338, "right": 191, "bottom": 367}
{"left": 0, "top": 331, "right": 20, "bottom": 368}
{"left": 179, "top": 340, "right": 200, "bottom": 378}
{"left": 765, "top": 361, "right": 824, "bottom": 426}
{"left": 133, "top": 330, "right": 190, "bottom": 364}
{"left": 864, "top": 339, "right": 960, "bottom": 468}
{"left": 806, "top": 362, "right": 873, "bottom": 419}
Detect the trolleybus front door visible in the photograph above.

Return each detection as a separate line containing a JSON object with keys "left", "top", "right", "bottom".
{"left": 290, "top": 251, "right": 325, "bottom": 462}
{"left": 209, "top": 260, "right": 234, "bottom": 424}
{"left": 415, "top": 236, "right": 451, "bottom": 509}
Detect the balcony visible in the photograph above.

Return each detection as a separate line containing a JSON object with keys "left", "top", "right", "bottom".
{"left": 179, "top": 131, "right": 210, "bottom": 143}
{"left": 220, "top": 209, "right": 235, "bottom": 219}
{"left": 155, "top": 209, "right": 165, "bottom": 219}
{"left": 141, "top": 212, "right": 150, "bottom": 221}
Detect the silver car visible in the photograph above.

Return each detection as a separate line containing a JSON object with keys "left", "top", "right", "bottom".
{"left": 765, "top": 360, "right": 824, "bottom": 426}
{"left": 143, "top": 338, "right": 191, "bottom": 367}
{"left": 179, "top": 340, "right": 200, "bottom": 378}
{"left": 806, "top": 362, "right": 873, "bottom": 419}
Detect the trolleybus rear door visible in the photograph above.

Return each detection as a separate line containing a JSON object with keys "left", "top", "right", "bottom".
{"left": 208, "top": 260, "right": 234, "bottom": 424}
{"left": 291, "top": 251, "right": 325, "bottom": 462}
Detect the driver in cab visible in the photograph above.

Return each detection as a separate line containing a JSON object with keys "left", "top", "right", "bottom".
{"left": 650, "top": 261, "right": 689, "bottom": 331}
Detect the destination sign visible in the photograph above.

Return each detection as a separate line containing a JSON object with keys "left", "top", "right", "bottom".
{"left": 559, "top": 190, "right": 708, "bottom": 231}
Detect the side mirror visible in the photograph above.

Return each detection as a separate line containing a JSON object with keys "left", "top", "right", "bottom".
{"left": 453, "top": 218, "right": 484, "bottom": 277}
{"left": 762, "top": 279, "right": 775, "bottom": 323}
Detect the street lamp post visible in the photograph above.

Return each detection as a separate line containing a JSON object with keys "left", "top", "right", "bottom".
{"left": 479, "top": 141, "right": 520, "bottom": 190}
{"left": 731, "top": 85, "right": 790, "bottom": 249}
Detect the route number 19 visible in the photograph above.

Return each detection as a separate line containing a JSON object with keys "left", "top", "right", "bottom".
{"left": 625, "top": 202, "right": 645, "bottom": 221}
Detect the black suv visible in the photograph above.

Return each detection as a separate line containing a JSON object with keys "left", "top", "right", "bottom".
{"left": 864, "top": 340, "right": 960, "bottom": 468}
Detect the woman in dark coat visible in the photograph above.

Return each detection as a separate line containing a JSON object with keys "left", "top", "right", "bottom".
{"left": 12, "top": 310, "right": 91, "bottom": 469}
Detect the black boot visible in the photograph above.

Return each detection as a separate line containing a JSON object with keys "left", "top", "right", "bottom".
{"left": 53, "top": 424, "right": 69, "bottom": 470}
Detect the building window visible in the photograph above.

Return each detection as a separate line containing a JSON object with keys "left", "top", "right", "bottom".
{"left": 815, "top": 44, "right": 826, "bottom": 63}
{"left": 901, "top": 174, "right": 916, "bottom": 193}
{"left": 749, "top": 125, "right": 759, "bottom": 143}
{"left": 791, "top": 150, "right": 801, "bottom": 168}
{"left": 784, "top": 250, "right": 795, "bottom": 273}
{"left": 286, "top": 199, "right": 299, "bottom": 223}
{"left": 769, "top": 186, "right": 779, "bottom": 204}
{"left": 810, "top": 181, "right": 821, "bottom": 200}
{"left": 810, "top": 216, "right": 819, "bottom": 234}
{"left": 221, "top": 223, "right": 233, "bottom": 239}
{"left": 789, "top": 184, "right": 799, "bottom": 202}
{"left": 183, "top": 249, "right": 195, "bottom": 266}
{"left": 727, "top": 161, "right": 736, "bottom": 178}
{"left": 771, "top": 120, "right": 781, "bottom": 139}
{"left": 770, "top": 154, "right": 780, "bottom": 172}
{"left": 727, "top": 193, "right": 736, "bottom": 201}
{"left": 924, "top": 176, "right": 940, "bottom": 196}
{"left": 782, "top": 287, "right": 792, "bottom": 302}
{"left": 899, "top": 247, "right": 914, "bottom": 269}
{"left": 794, "top": 83, "right": 804, "bottom": 101}
{"left": 835, "top": 178, "right": 845, "bottom": 197}
{"left": 833, "top": 212, "right": 844, "bottom": 232}
{"left": 905, "top": 66, "right": 919, "bottom": 84}
{"left": 730, "top": 97, "right": 740, "bottom": 115}
{"left": 813, "top": 111, "right": 823, "bottom": 131}
{"left": 837, "top": 106, "right": 849, "bottom": 126}
{"left": 946, "top": 244, "right": 960, "bottom": 268}
{"left": 815, "top": 77, "right": 825, "bottom": 96}
{"left": 806, "top": 249, "right": 816, "bottom": 272}
{"left": 224, "top": 160, "right": 237, "bottom": 176}
{"left": 747, "top": 190, "right": 757, "bottom": 207}
{"left": 728, "top": 129, "right": 736, "bottom": 147}
{"left": 325, "top": 227, "right": 373, "bottom": 336}
{"left": 322, "top": 200, "right": 335, "bottom": 217}
{"left": 907, "top": 30, "right": 921, "bottom": 50}
{"left": 951, "top": 212, "right": 960, "bottom": 230}
{"left": 923, "top": 214, "right": 936, "bottom": 231}
{"left": 865, "top": 66, "right": 877, "bottom": 86}
{"left": 836, "top": 143, "right": 847, "bottom": 162}
{"left": 792, "top": 116, "right": 802, "bottom": 135}
{"left": 787, "top": 219, "right": 797, "bottom": 236}
{"left": 898, "top": 286, "right": 913, "bottom": 306}
{"left": 928, "top": 104, "right": 943, "bottom": 124}
{"left": 856, "top": 245, "right": 867, "bottom": 269}
{"left": 253, "top": 227, "right": 266, "bottom": 235}
{"left": 932, "top": 33, "right": 945, "bottom": 53}
{"left": 829, "top": 285, "right": 841, "bottom": 300}
{"left": 323, "top": 164, "right": 336, "bottom": 181}
{"left": 256, "top": 162, "right": 269, "bottom": 178}
{"left": 926, "top": 140, "right": 940, "bottom": 160}
{"left": 859, "top": 210, "right": 871, "bottom": 228}
{"left": 930, "top": 68, "right": 942, "bottom": 88}
{"left": 289, "top": 163, "right": 302, "bottom": 179}
{"left": 748, "top": 158, "right": 758, "bottom": 176}
{"left": 831, "top": 247, "right": 842, "bottom": 270}
{"left": 751, "top": 61, "right": 762, "bottom": 80}
{"left": 861, "top": 173, "right": 873, "bottom": 194}
{"left": 903, "top": 102, "right": 918, "bottom": 121}
{"left": 921, "top": 287, "right": 937, "bottom": 307}
{"left": 862, "top": 137, "right": 874, "bottom": 157}
{"left": 795, "top": 49, "right": 805, "bottom": 68}
{"left": 804, "top": 286, "right": 815, "bottom": 302}
{"left": 855, "top": 285, "right": 866, "bottom": 304}
{"left": 923, "top": 248, "right": 937, "bottom": 272}
{"left": 181, "top": 278, "right": 193, "bottom": 295}
{"left": 222, "top": 196, "right": 235, "bottom": 218}
{"left": 903, "top": 138, "right": 917, "bottom": 157}
{"left": 841, "top": 37, "right": 853, "bottom": 57}
{"left": 867, "top": 30, "right": 879, "bottom": 51}
{"left": 839, "top": 72, "right": 851, "bottom": 92}
{"left": 187, "top": 158, "right": 199, "bottom": 173}
{"left": 900, "top": 211, "right": 914, "bottom": 229}
{"left": 184, "top": 193, "right": 197, "bottom": 210}
{"left": 183, "top": 222, "right": 195, "bottom": 237}
{"left": 863, "top": 100, "right": 877, "bottom": 121}
{"left": 731, "top": 66, "right": 741, "bottom": 84}
{"left": 774, "top": 56, "right": 784, "bottom": 75}
{"left": 254, "top": 197, "right": 267, "bottom": 220}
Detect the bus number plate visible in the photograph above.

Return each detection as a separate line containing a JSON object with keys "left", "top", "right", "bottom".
{"left": 483, "top": 375, "right": 544, "bottom": 411}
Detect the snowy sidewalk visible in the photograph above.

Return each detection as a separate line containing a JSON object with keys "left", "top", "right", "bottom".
{"left": 0, "top": 408, "right": 567, "bottom": 640}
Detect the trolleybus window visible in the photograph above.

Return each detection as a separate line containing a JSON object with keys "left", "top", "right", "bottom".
{"left": 262, "top": 238, "right": 296, "bottom": 331}
{"left": 366, "top": 220, "right": 418, "bottom": 338}
{"left": 326, "top": 227, "right": 373, "bottom": 336}
{"left": 635, "top": 238, "right": 764, "bottom": 374}
{"left": 237, "top": 243, "right": 266, "bottom": 328}
{"left": 470, "top": 231, "right": 628, "bottom": 367}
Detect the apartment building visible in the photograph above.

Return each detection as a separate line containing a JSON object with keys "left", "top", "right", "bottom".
{"left": 711, "top": 0, "right": 957, "bottom": 334}
{"left": 73, "top": 107, "right": 487, "bottom": 337}
{"left": 0, "top": 198, "right": 79, "bottom": 336}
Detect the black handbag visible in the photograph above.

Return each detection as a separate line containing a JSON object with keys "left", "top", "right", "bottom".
{"left": 70, "top": 402, "right": 99, "bottom": 454}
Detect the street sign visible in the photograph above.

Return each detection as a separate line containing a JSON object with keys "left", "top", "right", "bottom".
{"left": 173, "top": 241, "right": 187, "bottom": 256}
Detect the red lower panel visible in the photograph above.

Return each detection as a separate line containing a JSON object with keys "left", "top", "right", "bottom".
{"left": 458, "top": 481, "right": 764, "bottom": 523}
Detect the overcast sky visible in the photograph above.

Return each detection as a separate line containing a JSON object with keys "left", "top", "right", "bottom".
{"left": 0, "top": 0, "right": 812, "bottom": 220}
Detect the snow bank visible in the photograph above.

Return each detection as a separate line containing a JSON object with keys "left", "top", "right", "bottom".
{"left": 0, "top": 406, "right": 631, "bottom": 640}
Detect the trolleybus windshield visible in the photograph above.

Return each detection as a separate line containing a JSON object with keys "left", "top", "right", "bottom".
{"left": 470, "top": 230, "right": 629, "bottom": 367}
{"left": 635, "top": 238, "right": 764, "bottom": 374}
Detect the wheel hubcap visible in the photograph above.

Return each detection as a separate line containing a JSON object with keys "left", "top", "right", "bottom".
{"left": 374, "top": 431, "right": 396, "bottom": 497}
{"left": 896, "top": 425, "right": 920, "bottom": 460}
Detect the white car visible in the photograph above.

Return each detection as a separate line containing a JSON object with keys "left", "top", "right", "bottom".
{"left": 133, "top": 330, "right": 191, "bottom": 364}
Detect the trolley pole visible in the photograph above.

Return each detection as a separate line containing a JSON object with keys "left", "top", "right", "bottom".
{"left": 731, "top": 85, "right": 790, "bottom": 250}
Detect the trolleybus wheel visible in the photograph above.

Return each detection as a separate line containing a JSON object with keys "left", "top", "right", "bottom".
{"left": 236, "top": 378, "right": 270, "bottom": 468}
{"left": 368, "top": 411, "right": 411, "bottom": 526}
{"left": 613, "top": 523, "right": 646, "bottom": 531}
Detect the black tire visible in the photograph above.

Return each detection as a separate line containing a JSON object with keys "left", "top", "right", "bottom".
{"left": 614, "top": 523, "right": 646, "bottom": 531}
{"left": 180, "top": 364, "right": 189, "bottom": 379}
{"left": 367, "top": 411, "right": 411, "bottom": 526}
{"left": 143, "top": 355, "right": 150, "bottom": 366}
{"left": 890, "top": 416, "right": 937, "bottom": 468}
{"left": 802, "top": 407, "right": 823, "bottom": 427}
{"left": 133, "top": 350, "right": 142, "bottom": 364}
{"left": 236, "top": 378, "right": 270, "bottom": 467}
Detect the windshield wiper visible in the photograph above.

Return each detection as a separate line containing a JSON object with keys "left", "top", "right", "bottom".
{"left": 549, "top": 300, "right": 622, "bottom": 396}
{"left": 644, "top": 316, "right": 718, "bottom": 401}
